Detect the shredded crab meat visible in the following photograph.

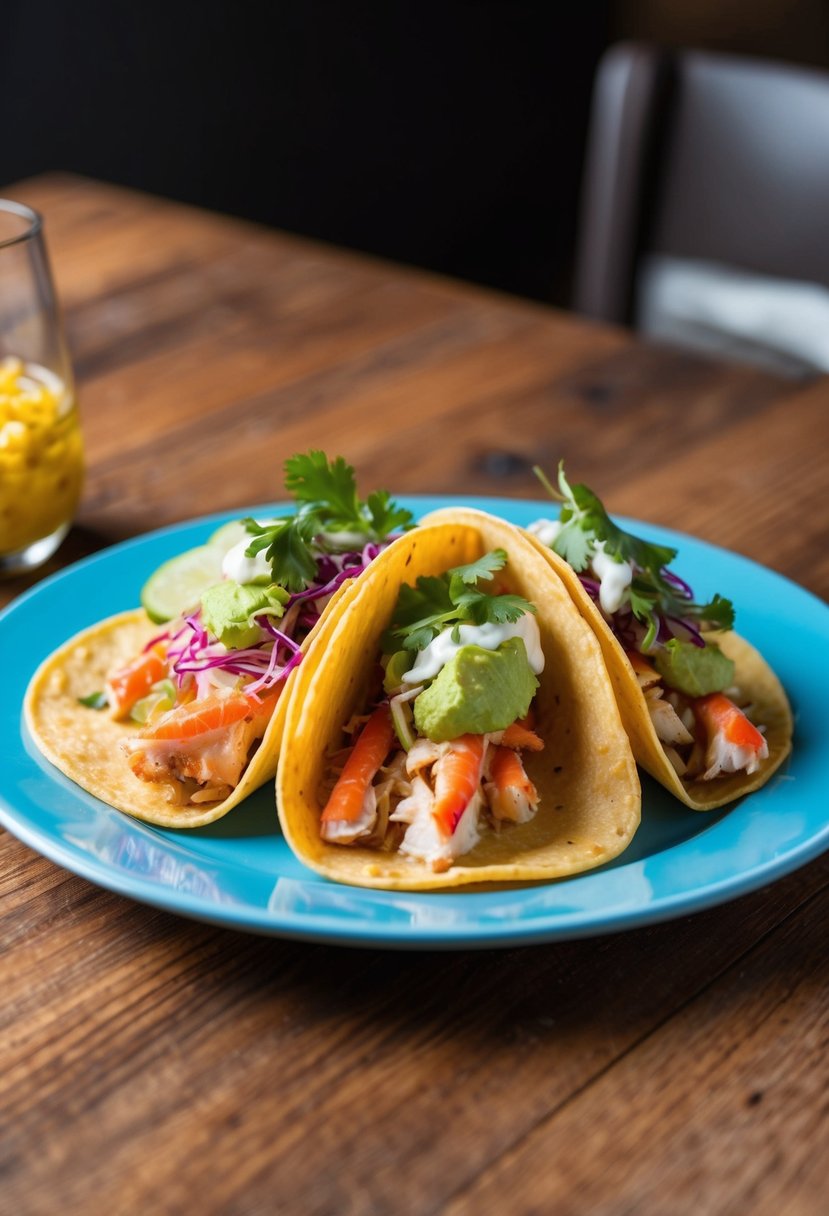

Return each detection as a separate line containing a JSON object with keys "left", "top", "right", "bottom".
{"left": 702, "top": 731, "right": 768, "bottom": 780}
{"left": 634, "top": 655, "right": 769, "bottom": 783}
{"left": 322, "top": 783, "right": 378, "bottom": 844}
{"left": 393, "top": 779, "right": 483, "bottom": 873}
{"left": 405, "top": 737, "right": 444, "bottom": 777}
{"left": 632, "top": 665, "right": 662, "bottom": 692}
{"left": 333, "top": 730, "right": 542, "bottom": 870}
{"left": 483, "top": 780, "right": 536, "bottom": 824}
{"left": 662, "top": 745, "right": 688, "bottom": 778}
{"left": 371, "top": 754, "right": 414, "bottom": 850}
{"left": 644, "top": 688, "right": 695, "bottom": 746}
{"left": 390, "top": 774, "right": 434, "bottom": 827}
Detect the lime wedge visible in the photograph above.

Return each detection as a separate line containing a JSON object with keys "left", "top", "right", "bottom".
{"left": 141, "top": 517, "right": 264, "bottom": 623}
{"left": 141, "top": 544, "right": 226, "bottom": 624}
{"left": 208, "top": 519, "right": 250, "bottom": 551}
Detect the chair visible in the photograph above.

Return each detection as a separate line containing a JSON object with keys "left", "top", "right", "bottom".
{"left": 573, "top": 44, "right": 829, "bottom": 374}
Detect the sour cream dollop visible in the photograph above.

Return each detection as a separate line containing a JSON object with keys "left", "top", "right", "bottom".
{"left": 590, "top": 541, "right": 633, "bottom": 616}
{"left": 528, "top": 517, "right": 633, "bottom": 619}
{"left": 403, "top": 611, "right": 545, "bottom": 685}
{"left": 221, "top": 520, "right": 280, "bottom": 584}
{"left": 527, "top": 517, "right": 563, "bottom": 548}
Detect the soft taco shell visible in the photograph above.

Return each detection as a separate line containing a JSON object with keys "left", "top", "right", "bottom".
{"left": 276, "top": 517, "right": 641, "bottom": 890}
{"left": 498, "top": 522, "right": 794, "bottom": 811}
{"left": 24, "top": 602, "right": 335, "bottom": 829}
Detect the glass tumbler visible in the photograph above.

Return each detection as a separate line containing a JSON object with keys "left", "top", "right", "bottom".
{"left": 0, "top": 200, "right": 83, "bottom": 575}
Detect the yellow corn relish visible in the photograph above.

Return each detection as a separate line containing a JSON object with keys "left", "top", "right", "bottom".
{"left": 0, "top": 356, "right": 84, "bottom": 555}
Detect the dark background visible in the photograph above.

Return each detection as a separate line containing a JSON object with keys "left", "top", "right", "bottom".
{"left": 3, "top": 0, "right": 828, "bottom": 306}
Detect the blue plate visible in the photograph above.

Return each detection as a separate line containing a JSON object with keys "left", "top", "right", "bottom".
{"left": 1, "top": 497, "right": 826, "bottom": 949}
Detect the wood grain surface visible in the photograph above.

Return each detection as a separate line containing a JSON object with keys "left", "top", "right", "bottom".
{"left": 1, "top": 175, "right": 828, "bottom": 1215}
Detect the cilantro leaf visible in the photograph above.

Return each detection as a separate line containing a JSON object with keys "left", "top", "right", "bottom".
{"left": 285, "top": 451, "right": 414, "bottom": 539}
{"left": 696, "top": 593, "right": 735, "bottom": 632}
{"left": 629, "top": 579, "right": 661, "bottom": 651}
{"left": 284, "top": 452, "right": 360, "bottom": 531}
{"left": 366, "top": 490, "right": 415, "bottom": 539}
{"left": 533, "top": 461, "right": 736, "bottom": 650}
{"left": 243, "top": 451, "right": 414, "bottom": 591}
{"left": 243, "top": 514, "right": 318, "bottom": 593}
{"left": 476, "top": 593, "right": 533, "bottom": 625}
{"left": 457, "top": 590, "right": 533, "bottom": 627}
{"left": 385, "top": 550, "right": 535, "bottom": 653}
{"left": 78, "top": 690, "right": 108, "bottom": 710}
{"left": 450, "top": 549, "right": 507, "bottom": 585}
{"left": 393, "top": 577, "right": 456, "bottom": 626}
{"left": 552, "top": 520, "right": 595, "bottom": 572}
{"left": 401, "top": 623, "right": 442, "bottom": 654}
{"left": 382, "top": 578, "right": 458, "bottom": 651}
{"left": 548, "top": 464, "right": 677, "bottom": 575}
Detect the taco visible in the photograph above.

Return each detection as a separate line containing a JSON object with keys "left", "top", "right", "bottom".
{"left": 24, "top": 452, "right": 415, "bottom": 828}
{"left": 276, "top": 515, "right": 640, "bottom": 889}
{"left": 435, "top": 469, "right": 792, "bottom": 812}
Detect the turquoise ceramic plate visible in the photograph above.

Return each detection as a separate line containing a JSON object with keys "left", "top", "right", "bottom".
{"left": 1, "top": 497, "right": 826, "bottom": 949}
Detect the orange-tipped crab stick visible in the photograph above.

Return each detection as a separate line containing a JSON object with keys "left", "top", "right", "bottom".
{"left": 694, "top": 692, "right": 766, "bottom": 752}
{"left": 320, "top": 706, "right": 395, "bottom": 833}
{"left": 500, "top": 722, "right": 544, "bottom": 751}
{"left": 432, "top": 734, "right": 487, "bottom": 837}
{"left": 487, "top": 745, "right": 539, "bottom": 822}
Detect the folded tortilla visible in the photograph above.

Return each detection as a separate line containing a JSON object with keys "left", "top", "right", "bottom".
{"left": 483, "top": 517, "right": 793, "bottom": 811}
{"left": 276, "top": 516, "right": 641, "bottom": 889}
{"left": 24, "top": 600, "right": 337, "bottom": 829}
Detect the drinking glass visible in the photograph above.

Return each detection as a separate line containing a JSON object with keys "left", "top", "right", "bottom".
{"left": 0, "top": 199, "right": 83, "bottom": 575}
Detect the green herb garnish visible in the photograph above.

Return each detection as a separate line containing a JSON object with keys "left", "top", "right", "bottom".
{"left": 243, "top": 452, "right": 414, "bottom": 592}
{"left": 385, "top": 549, "right": 535, "bottom": 653}
{"left": 534, "top": 462, "right": 735, "bottom": 651}
{"left": 129, "top": 679, "right": 177, "bottom": 725}
{"left": 78, "top": 691, "right": 108, "bottom": 710}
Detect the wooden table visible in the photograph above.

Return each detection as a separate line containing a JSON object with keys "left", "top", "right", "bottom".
{"left": 2, "top": 175, "right": 827, "bottom": 1215}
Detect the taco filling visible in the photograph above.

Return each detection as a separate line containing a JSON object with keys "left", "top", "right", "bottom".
{"left": 528, "top": 464, "right": 770, "bottom": 786}
{"left": 73, "top": 452, "right": 414, "bottom": 810}
{"left": 109, "top": 548, "right": 354, "bottom": 806}
{"left": 319, "top": 549, "right": 548, "bottom": 872}
{"left": 278, "top": 514, "right": 641, "bottom": 890}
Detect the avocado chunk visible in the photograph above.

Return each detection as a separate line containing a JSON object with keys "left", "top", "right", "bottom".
{"left": 413, "top": 638, "right": 539, "bottom": 743}
{"left": 652, "top": 638, "right": 735, "bottom": 697}
{"left": 200, "top": 581, "right": 287, "bottom": 650}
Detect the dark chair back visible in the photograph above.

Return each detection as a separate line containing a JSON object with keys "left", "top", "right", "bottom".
{"left": 574, "top": 44, "right": 829, "bottom": 373}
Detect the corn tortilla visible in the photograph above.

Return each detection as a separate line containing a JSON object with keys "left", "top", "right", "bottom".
{"left": 24, "top": 596, "right": 343, "bottom": 829}
{"left": 276, "top": 517, "right": 641, "bottom": 890}
{"left": 483, "top": 517, "right": 794, "bottom": 811}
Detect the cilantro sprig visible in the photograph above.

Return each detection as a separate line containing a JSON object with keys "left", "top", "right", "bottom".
{"left": 385, "top": 549, "right": 535, "bottom": 653}
{"left": 533, "top": 462, "right": 734, "bottom": 651}
{"left": 242, "top": 452, "right": 415, "bottom": 592}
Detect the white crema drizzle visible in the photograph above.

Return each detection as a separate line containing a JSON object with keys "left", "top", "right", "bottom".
{"left": 403, "top": 611, "right": 545, "bottom": 685}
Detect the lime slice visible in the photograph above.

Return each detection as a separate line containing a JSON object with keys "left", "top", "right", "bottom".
{"left": 208, "top": 519, "right": 250, "bottom": 551}
{"left": 141, "top": 544, "right": 226, "bottom": 623}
